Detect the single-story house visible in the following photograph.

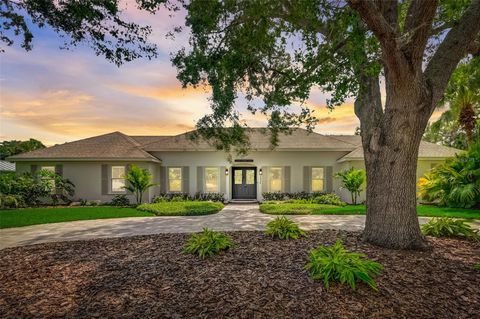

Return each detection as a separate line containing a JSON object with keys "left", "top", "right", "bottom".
{"left": 8, "top": 129, "right": 459, "bottom": 203}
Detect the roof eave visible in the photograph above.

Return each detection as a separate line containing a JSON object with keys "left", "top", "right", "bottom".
{"left": 8, "top": 157, "right": 161, "bottom": 163}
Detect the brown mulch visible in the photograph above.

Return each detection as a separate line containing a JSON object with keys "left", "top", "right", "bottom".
{"left": 0, "top": 231, "right": 479, "bottom": 319}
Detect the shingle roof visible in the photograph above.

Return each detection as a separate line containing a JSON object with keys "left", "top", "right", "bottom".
{"left": 0, "top": 160, "right": 15, "bottom": 171}
{"left": 133, "top": 128, "right": 356, "bottom": 151}
{"left": 8, "top": 132, "right": 160, "bottom": 162}
{"left": 338, "top": 141, "right": 459, "bottom": 162}
{"left": 8, "top": 129, "right": 460, "bottom": 161}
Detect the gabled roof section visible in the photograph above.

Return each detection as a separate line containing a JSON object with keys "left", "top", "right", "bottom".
{"left": 8, "top": 132, "right": 160, "bottom": 162}
{"left": 338, "top": 141, "right": 460, "bottom": 162}
{"left": 134, "top": 128, "right": 356, "bottom": 151}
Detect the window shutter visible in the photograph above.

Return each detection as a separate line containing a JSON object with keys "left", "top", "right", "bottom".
{"left": 160, "top": 166, "right": 167, "bottom": 193}
{"left": 55, "top": 164, "right": 63, "bottom": 177}
{"left": 325, "top": 166, "right": 333, "bottom": 193}
{"left": 101, "top": 164, "right": 108, "bottom": 195}
{"left": 182, "top": 166, "right": 190, "bottom": 194}
{"left": 220, "top": 166, "right": 227, "bottom": 194}
{"left": 31, "top": 165, "right": 38, "bottom": 175}
{"left": 261, "top": 166, "right": 269, "bottom": 193}
{"left": 197, "top": 166, "right": 204, "bottom": 193}
{"left": 303, "top": 166, "right": 311, "bottom": 193}
{"left": 283, "top": 166, "right": 291, "bottom": 193}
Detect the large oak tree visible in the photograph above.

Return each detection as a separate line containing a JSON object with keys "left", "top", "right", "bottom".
{"left": 172, "top": 0, "right": 480, "bottom": 249}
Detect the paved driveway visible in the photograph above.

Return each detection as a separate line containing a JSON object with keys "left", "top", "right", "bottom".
{"left": 0, "top": 204, "right": 471, "bottom": 249}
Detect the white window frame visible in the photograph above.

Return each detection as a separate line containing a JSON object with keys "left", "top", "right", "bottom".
{"left": 41, "top": 166, "right": 56, "bottom": 193}
{"left": 204, "top": 167, "right": 220, "bottom": 193}
{"left": 111, "top": 166, "right": 126, "bottom": 193}
{"left": 168, "top": 167, "right": 183, "bottom": 192}
{"left": 268, "top": 167, "right": 283, "bottom": 192}
{"left": 311, "top": 167, "right": 325, "bottom": 192}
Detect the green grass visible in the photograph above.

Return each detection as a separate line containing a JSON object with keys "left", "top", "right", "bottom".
{"left": 260, "top": 203, "right": 480, "bottom": 219}
{"left": 0, "top": 206, "right": 154, "bottom": 229}
{"left": 137, "top": 201, "right": 224, "bottom": 216}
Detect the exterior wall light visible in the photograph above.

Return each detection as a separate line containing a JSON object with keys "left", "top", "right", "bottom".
{"left": 259, "top": 168, "right": 263, "bottom": 175}
{"left": 225, "top": 168, "right": 229, "bottom": 176}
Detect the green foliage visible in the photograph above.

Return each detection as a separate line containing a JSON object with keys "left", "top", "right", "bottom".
{"left": 424, "top": 57, "right": 480, "bottom": 149}
{"left": 265, "top": 216, "right": 306, "bottom": 240}
{"left": 474, "top": 263, "right": 480, "bottom": 270}
{"left": 311, "top": 194, "right": 346, "bottom": 206}
{"left": 260, "top": 203, "right": 339, "bottom": 215}
{"left": 305, "top": 240, "right": 383, "bottom": 291}
{"left": 153, "top": 192, "right": 225, "bottom": 202}
{"left": 0, "top": 171, "right": 74, "bottom": 206}
{"left": 0, "top": 139, "right": 45, "bottom": 160}
{"left": 110, "top": 194, "right": 130, "bottom": 207}
{"left": 0, "top": 0, "right": 170, "bottom": 65}
{"left": 262, "top": 191, "right": 326, "bottom": 201}
{"left": 418, "top": 143, "right": 480, "bottom": 208}
{"left": 123, "top": 165, "right": 156, "bottom": 204}
{"left": 335, "top": 168, "right": 366, "bottom": 204}
{"left": 0, "top": 194, "right": 25, "bottom": 209}
{"left": 136, "top": 201, "right": 224, "bottom": 216}
{"left": 184, "top": 228, "right": 233, "bottom": 259}
{"left": 421, "top": 217, "right": 479, "bottom": 240}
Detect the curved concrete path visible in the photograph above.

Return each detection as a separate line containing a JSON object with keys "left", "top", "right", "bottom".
{"left": 0, "top": 204, "right": 469, "bottom": 249}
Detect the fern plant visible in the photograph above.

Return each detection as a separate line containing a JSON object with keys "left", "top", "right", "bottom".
{"left": 184, "top": 228, "right": 233, "bottom": 258}
{"left": 265, "top": 216, "right": 306, "bottom": 240}
{"left": 421, "top": 217, "right": 479, "bottom": 240}
{"left": 305, "top": 240, "right": 383, "bottom": 291}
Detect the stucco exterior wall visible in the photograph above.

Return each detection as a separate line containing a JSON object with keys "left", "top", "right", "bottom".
{"left": 15, "top": 161, "right": 160, "bottom": 204}
{"left": 14, "top": 154, "right": 449, "bottom": 204}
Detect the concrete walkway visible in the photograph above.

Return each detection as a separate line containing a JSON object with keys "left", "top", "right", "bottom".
{"left": 0, "top": 204, "right": 471, "bottom": 249}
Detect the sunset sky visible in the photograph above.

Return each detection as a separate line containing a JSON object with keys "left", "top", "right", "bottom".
{"left": 0, "top": 3, "right": 443, "bottom": 146}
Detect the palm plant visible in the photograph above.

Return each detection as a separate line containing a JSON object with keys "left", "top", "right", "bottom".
{"left": 123, "top": 165, "right": 156, "bottom": 204}
{"left": 418, "top": 143, "right": 480, "bottom": 208}
{"left": 335, "top": 168, "right": 366, "bottom": 205}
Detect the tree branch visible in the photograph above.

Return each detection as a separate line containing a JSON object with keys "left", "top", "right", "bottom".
{"left": 348, "top": 0, "right": 407, "bottom": 80}
{"left": 425, "top": 0, "right": 480, "bottom": 105}
{"left": 402, "top": 0, "right": 438, "bottom": 68}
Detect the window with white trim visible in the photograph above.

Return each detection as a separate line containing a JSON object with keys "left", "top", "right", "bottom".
{"left": 204, "top": 167, "right": 220, "bottom": 192}
{"left": 168, "top": 167, "right": 182, "bottom": 192}
{"left": 111, "top": 166, "right": 126, "bottom": 192}
{"left": 41, "top": 166, "right": 56, "bottom": 193}
{"left": 311, "top": 167, "right": 324, "bottom": 192}
{"left": 269, "top": 167, "right": 283, "bottom": 192}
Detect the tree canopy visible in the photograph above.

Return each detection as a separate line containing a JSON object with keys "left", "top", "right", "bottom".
{"left": 0, "top": 139, "right": 45, "bottom": 160}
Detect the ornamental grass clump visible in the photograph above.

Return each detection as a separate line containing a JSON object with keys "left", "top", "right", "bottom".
{"left": 305, "top": 240, "right": 383, "bottom": 291}
{"left": 265, "top": 216, "right": 306, "bottom": 240}
{"left": 421, "top": 217, "right": 479, "bottom": 240}
{"left": 184, "top": 228, "right": 233, "bottom": 259}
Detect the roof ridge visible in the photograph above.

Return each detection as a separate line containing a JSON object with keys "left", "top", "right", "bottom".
{"left": 116, "top": 132, "right": 160, "bottom": 161}
{"left": 326, "top": 135, "right": 361, "bottom": 146}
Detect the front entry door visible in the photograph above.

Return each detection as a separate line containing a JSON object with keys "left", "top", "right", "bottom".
{"left": 232, "top": 167, "right": 257, "bottom": 199}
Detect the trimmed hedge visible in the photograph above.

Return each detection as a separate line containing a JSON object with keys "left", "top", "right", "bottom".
{"left": 137, "top": 201, "right": 224, "bottom": 216}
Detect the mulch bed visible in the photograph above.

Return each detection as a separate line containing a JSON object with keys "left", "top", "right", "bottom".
{"left": 1, "top": 230, "right": 479, "bottom": 319}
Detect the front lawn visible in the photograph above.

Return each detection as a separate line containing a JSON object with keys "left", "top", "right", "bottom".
{"left": 260, "top": 203, "right": 480, "bottom": 219}
{"left": 0, "top": 207, "right": 154, "bottom": 229}
{"left": 1, "top": 231, "right": 478, "bottom": 318}
{"left": 137, "top": 201, "right": 224, "bottom": 216}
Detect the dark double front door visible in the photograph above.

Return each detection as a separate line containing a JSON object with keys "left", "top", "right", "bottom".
{"left": 232, "top": 167, "right": 257, "bottom": 199}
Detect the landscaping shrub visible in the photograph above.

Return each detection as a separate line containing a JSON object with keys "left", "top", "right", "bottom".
{"left": 0, "top": 171, "right": 74, "bottom": 206}
{"left": 137, "top": 201, "right": 224, "bottom": 216}
{"left": 311, "top": 194, "right": 346, "bottom": 206}
{"left": 418, "top": 142, "right": 480, "bottom": 208}
{"left": 0, "top": 194, "right": 25, "bottom": 209}
{"left": 421, "top": 217, "right": 479, "bottom": 240}
{"left": 474, "top": 263, "right": 480, "bottom": 270}
{"left": 184, "top": 228, "right": 233, "bottom": 258}
{"left": 305, "top": 240, "right": 383, "bottom": 291}
{"left": 110, "top": 194, "right": 130, "bottom": 207}
{"left": 265, "top": 216, "right": 306, "bottom": 239}
{"left": 123, "top": 165, "right": 156, "bottom": 204}
{"left": 260, "top": 203, "right": 339, "bottom": 215}
{"left": 262, "top": 191, "right": 327, "bottom": 201}
{"left": 153, "top": 192, "right": 225, "bottom": 203}
{"left": 335, "top": 168, "right": 366, "bottom": 205}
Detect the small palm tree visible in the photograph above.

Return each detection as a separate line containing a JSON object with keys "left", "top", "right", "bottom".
{"left": 123, "top": 165, "right": 156, "bottom": 204}
{"left": 335, "top": 168, "right": 366, "bottom": 205}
